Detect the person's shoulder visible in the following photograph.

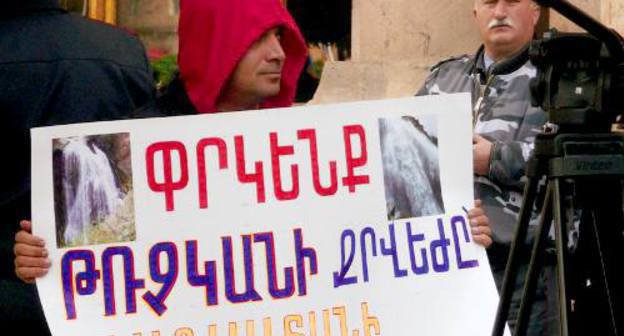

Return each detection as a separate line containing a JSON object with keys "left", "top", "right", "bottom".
{"left": 429, "top": 54, "right": 473, "bottom": 73}
{"left": 417, "top": 53, "right": 475, "bottom": 95}
{"left": 60, "top": 14, "right": 149, "bottom": 69}
{"left": 0, "top": 12, "right": 148, "bottom": 68}
{"left": 71, "top": 15, "right": 144, "bottom": 50}
{"left": 70, "top": 15, "right": 139, "bottom": 42}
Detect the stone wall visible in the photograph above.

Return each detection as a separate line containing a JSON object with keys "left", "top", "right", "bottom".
{"left": 312, "top": 0, "right": 624, "bottom": 105}
{"left": 351, "top": 0, "right": 479, "bottom": 62}
{"left": 313, "top": 0, "right": 481, "bottom": 104}
{"left": 116, "top": 0, "right": 179, "bottom": 55}
{"left": 604, "top": 0, "right": 624, "bottom": 33}
{"left": 550, "top": 0, "right": 624, "bottom": 34}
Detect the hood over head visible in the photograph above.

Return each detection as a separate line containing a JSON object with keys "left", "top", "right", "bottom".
{"left": 178, "top": 0, "right": 308, "bottom": 113}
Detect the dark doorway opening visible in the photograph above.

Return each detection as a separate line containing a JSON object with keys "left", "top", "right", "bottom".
{"left": 287, "top": 0, "right": 352, "bottom": 102}
{"left": 287, "top": 0, "right": 351, "bottom": 57}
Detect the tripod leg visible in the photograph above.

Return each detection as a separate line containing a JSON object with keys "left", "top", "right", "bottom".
{"left": 552, "top": 178, "right": 571, "bottom": 336}
{"left": 514, "top": 182, "right": 555, "bottom": 336}
{"left": 492, "top": 176, "right": 541, "bottom": 336}
{"left": 576, "top": 179, "right": 624, "bottom": 335}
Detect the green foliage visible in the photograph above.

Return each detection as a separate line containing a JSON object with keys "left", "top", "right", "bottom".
{"left": 310, "top": 59, "right": 325, "bottom": 79}
{"left": 151, "top": 55, "right": 178, "bottom": 89}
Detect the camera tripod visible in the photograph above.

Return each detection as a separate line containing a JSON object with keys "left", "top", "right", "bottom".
{"left": 489, "top": 0, "right": 624, "bottom": 334}
{"left": 491, "top": 127, "right": 624, "bottom": 336}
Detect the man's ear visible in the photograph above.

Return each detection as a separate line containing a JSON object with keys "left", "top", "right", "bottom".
{"left": 532, "top": 4, "right": 541, "bottom": 26}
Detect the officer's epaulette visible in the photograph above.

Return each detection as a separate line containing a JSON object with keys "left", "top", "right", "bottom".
{"left": 429, "top": 54, "right": 471, "bottom": 72}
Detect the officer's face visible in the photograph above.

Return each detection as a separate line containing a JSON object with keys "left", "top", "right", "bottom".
{"left": 474, "top": 0, "right": 540, "bottom": 60}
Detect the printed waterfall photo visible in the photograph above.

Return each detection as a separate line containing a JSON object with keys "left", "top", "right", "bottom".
{"left": 52, "top": 133, "right": 136, "bottom": 248}
{"left": 379, "top": 116, "right": 445, "bottom": 220}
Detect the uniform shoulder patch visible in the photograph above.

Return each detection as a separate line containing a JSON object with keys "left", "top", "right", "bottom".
{"left": 429, "top": 54, "right": 471, "bottom": 72}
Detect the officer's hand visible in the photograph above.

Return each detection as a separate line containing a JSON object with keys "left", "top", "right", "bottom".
{"left": 473, "top": 134, "right": 493, "bottom": 176}
{"left": 14, "top": 220, "right": 50, "bottom": 284}
{"left": 468, "top": 200, "right": 492, "bottom": 248}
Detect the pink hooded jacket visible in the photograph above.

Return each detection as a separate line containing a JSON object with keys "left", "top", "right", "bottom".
{"left": 178, "top": 0, "right": 308, "bottom": 113}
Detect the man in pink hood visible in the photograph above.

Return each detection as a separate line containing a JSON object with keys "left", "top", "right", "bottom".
{"left": 14, "top": 0, "right": 493, "bottom": 295}
{"left": 11, "top": 0, "right": 307, "bottom": 312}
{"left": 139, "top": 0, "right": 308, "bottom": 116}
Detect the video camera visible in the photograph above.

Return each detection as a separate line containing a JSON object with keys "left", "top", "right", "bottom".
{"left": 529, "top": 0, "right": 624, "bottom": 133}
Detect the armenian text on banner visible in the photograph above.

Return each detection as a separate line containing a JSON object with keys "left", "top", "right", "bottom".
{"left": 31, "top": 94, "right": 502, "bottom": 335}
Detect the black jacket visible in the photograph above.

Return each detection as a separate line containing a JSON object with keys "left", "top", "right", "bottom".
{"left": 135, "top": 75, "right": 198, "bottom": 118}
{"left": 0, "top": 0, "right": 155, "bottom": 331}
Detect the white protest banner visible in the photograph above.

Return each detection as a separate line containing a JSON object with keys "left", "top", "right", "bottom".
{"left": 32, "top": 94, "right": 503, "bottom": 335}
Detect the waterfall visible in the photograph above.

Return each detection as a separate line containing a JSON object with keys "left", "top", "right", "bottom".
{"left": 380, "top": 117, "right": 445, "bottom": 219}
{"left": 62, "top": 138, "right": 123, "bottom": 245}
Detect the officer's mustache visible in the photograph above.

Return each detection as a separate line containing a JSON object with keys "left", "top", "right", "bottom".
{"left": 488, "top": 18, "right": 514, "bottom": 29}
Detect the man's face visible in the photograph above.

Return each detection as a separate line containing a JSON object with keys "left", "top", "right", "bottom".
{"left": 225, "top": 28, "right": 286, "bottom": 104}
{"left": 474, "top": 0, "right": 540, "bottom": 59}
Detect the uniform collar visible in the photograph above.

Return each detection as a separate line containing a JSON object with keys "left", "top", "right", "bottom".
{"left": 471, "top": 44, "right": 531, "bottom": 78}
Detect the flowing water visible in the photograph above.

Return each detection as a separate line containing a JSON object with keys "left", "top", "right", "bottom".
{"left": 62, "top": 138, "right": 122, "bottom": 245}
{"left": 380, "top": 117, "right": 444, "bottom": 219}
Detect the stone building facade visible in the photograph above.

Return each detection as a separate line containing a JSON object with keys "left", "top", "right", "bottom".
{"left": 312, "top": 0, "right": 624, "bottom": 103}
{"left": 97, "top": 0, "right": 623, "bottom": 101}
{"left": 116, "top": 0, "right": 180, "bottom": 55}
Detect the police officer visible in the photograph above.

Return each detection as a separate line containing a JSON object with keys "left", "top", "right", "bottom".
{"left": 417, "top": 1, "right": 557, "bottom": 335}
